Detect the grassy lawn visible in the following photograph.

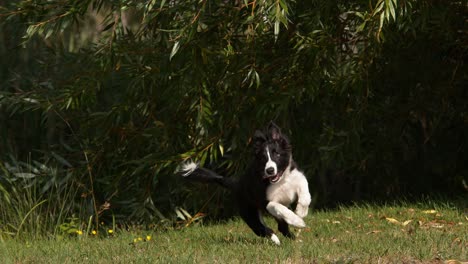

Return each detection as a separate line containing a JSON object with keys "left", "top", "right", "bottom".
{"left": 1, "top": 201, "right": 466, "bottom": 263}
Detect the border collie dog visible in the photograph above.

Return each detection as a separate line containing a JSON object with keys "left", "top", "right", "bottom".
{"left": 180, "top": 122, "right": 311, "bottom": 245}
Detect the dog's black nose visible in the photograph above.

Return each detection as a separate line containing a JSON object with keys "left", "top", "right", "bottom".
{"left": 266, "top": 167, "right": 275, "bottom": 175}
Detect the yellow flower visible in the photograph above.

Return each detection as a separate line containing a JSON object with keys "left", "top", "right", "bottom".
{"left": 133, "top": 238, "right": 138, "bottom": 243}
{"left": 138, "top": 237, "right": 143, "bottom": 241}
{"left": 146, "top": 235, "right": 151, "bottom": 241}
{"left": 108, "top": 229, "right": 114, "bottom": 234}
{"left": 91, "top": 230, "right": 97, "bottom": 235}
{"left": 76, "top": 230, "right": 83, "bottom": 235}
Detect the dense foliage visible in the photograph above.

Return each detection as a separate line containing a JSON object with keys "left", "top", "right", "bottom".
{"left": 0, "top": 0, "right": 466, "bottom": 233}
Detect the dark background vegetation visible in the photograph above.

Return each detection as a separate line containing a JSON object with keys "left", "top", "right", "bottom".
{"left": 0, "top": 0, "right": 466, "bottom": 231}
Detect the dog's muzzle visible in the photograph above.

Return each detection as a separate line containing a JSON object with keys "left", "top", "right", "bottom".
{"left": 263, "top": 170, "right": 284, "bottom": 184}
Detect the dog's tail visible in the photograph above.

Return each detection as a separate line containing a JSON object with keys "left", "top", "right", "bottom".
{"left": 179, "top": 161, "right": 236, "bottom": 189}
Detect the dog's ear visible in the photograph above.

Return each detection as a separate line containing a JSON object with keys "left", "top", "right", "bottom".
{"left": 267, "top": 122, "right": 291, "bottom": 151}
{"left": 267, "top": 122, "right": 282, "bottom": 141}
{"left": 253, "top": 130, "right": 266, "bottom": 153}
{"left": 253, "top": 130, "right": 266, "bottom": 143}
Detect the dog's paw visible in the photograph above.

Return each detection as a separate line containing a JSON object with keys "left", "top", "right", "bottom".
{"left": 284, "top": 214, "right": 306, "bottom": 228}
{"left": 266, "top": 202, "right": 307, "bottom": 228}
{"left": 295, "top": 205, "right": 309, "bottom": 219}
{"left": 270, "top": 234, "right": 281, "bottom": 245}
{"left": 179, "top": 161, "right": 198, "bottom": 177}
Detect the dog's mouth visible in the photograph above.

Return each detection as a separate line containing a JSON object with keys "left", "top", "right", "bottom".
{"left": 264, "top": 171, "right": 284, "bottom": 184}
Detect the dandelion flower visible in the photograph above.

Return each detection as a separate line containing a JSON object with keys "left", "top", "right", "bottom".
{"left": 146, "top": 235, "right": 151, "bottom": 241}
{"left": 76, "top": 230, "right": 83, "bottom": 235}
{"left": 108, "top": 229, "right": 114, "bottom": 234}
{"left": 133, "top": 238, "right": 138, "bottom": 243}
{"left": 91, "top": 230, "right": 97, "bottom": 235}
{"left": 138, "top": 237, "right": 143, "bottom": 241}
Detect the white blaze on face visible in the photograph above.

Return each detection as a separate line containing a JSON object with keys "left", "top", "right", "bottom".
{"left": 265, "top": 146, "right": 277, "bottom": 176}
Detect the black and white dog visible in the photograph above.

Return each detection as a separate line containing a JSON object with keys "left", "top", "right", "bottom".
{"left": 179, "top": 122, "right": 311, "bottom": 245}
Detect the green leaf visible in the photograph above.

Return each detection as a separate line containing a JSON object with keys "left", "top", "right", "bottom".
{"left": 102, "top": 22, "right": 115, "bottom": 32}
{"left": 274, "top": 21, "right": 280, "bottom": 40}
{"left": 170, "top": 41, "right": 180, "bottom": 61}
{"left": 357, "top": 21, "right": 367, "bottom": 32}
{"left": 374, "top": 0, "right": 385, "bottom": 15}
{"left": 388, "top": 0, "right": 396, "bottom": 21}
{"left": 51, "top": 152, "right": 73, "bottom": 168}
{"left": 378, "top": 11, "right": 385, "bottom": 39}
{"left": 385, "top": 0, "right": 390, "bottom": 21}
{"left": 14, "top": 173, "right": 36, "bottom": 179}
{"left": 218, "top": 144, "right": 224, "bottom": 156}
{"left": 279, "top": 0, "right": 288, "bottom": 13}
{"left": 45, "top": 28, "right": 54, "bottom": 39}
{"left": 254, "top": 71, "right": 260, "bottom": 88}
{"left": 175, "top": 207, "right": 192, "bottom": 220}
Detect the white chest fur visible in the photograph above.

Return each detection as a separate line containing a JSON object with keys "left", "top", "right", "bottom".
{"left": 266, "top": 168, "right": 308, "bottom": 206}
{"left": 265, "top": 168, "right": 311, "bottom": 229}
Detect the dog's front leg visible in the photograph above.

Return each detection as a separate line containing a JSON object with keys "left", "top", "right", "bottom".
{"left": 266, "top": 202, "right": 306, "bottom": 228}
{"left": 295, "top": 195, "right": 311, "bottom": 219}
{"left": 295, "top": 178, "right": 311, "bottom": 218}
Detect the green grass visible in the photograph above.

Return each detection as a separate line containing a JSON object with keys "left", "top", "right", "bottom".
{"left": 1, "top": 202, "right": 466, "bottom": 263}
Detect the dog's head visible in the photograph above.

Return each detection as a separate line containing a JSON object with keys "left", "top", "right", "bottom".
{"left": 253, "top": 122, "right": 292, "bottom": 184}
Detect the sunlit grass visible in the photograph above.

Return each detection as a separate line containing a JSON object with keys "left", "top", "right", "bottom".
{"left": 1, "top": 201, "right": 466, "bottom": 263}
